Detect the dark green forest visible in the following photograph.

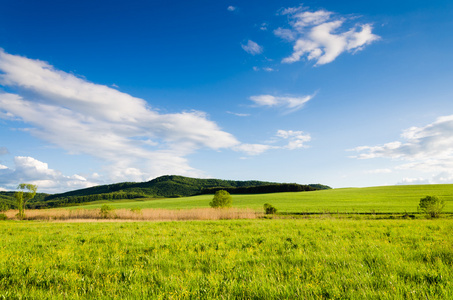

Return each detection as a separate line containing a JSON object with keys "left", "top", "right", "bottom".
{"left": 0, "top": 175, "right": 330, "bottom": 209}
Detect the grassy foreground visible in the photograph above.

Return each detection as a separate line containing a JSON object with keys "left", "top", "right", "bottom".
{"left": 0, "top": 219, "right": 452, "bottom": 299}
{"left": 72, "top": 184, "right": 453, "bottom": 213}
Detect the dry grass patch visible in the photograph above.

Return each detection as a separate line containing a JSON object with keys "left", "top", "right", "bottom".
{"left": 4, "top": 207, "right": 259, "bottom": 221}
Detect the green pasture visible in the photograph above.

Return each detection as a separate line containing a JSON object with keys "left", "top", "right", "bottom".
{"left": 0, "top": 219, "right": 452, "bottom": 299}
{"left": 73, "top": 184, "right": 453, "bottom": 213}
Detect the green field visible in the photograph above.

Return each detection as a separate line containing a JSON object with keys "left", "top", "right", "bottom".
{"left": 73, "top": 184, "right": 453, "bottom": 213}
{"left": 0, "top": 219, "right": 452, "bottom": 299}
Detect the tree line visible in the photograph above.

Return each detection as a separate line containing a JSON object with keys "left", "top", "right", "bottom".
{"left": 29, "top": 192, "right": 146, "bottom": 209}
{"left": 200, "top": 183, "right": 324, "bottom": 195}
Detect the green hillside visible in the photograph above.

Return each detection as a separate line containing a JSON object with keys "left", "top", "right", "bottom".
{"left": 0, "top": 192, "right": 48, "bottom": 210}
{"left": 17, "top": 175, "right": 329, "bottom": 208}
{"left": 73, "top": 184, "right": 453, "bottom": 214}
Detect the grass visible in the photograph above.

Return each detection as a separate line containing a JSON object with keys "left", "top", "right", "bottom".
{"left": 70, "top": 184, "right": 453, "bottom": 213}
{"left": 0, "top": 219, "right": 452, "bottom": 299}
{"left": 4, "top": 207, "right": 259, "bottom": 221}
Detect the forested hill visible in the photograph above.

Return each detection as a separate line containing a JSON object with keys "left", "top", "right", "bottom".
{"left": 1, "top": 175, "right": 330, "bottom": 209}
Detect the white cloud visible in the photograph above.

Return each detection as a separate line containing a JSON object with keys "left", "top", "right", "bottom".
{"left": 276, "top": 130, "right": 311, "bottom": 150}
{"left": 0, "top": 156, "right": 97, "bottom": 193}
{"left": 249, "top": 94, "right": 313, "bottom": 113}
{"left": 274, "top": 28, "right": 297, "bottom": 41}
{"left": 241, "top": 40, "right": 263, "bottom": 55}
{"left": 276, "top": 6, "right": 379, "bottom": 66}
{"left": 0, "top": 50, "right": 243, "bottom": 184}
{"left": 354, "top": 115, "right": 453, "bottom": 162}
{"left": 353, "top": 114, "right": 453, "bottom": 184}
{"left": 0, "top": 50, "right": 311, "bottom": 188}
{"left": 397, "top": 178, "right": 430, "bottom": 185}
{"left": 226, "top": 111, "right": 250, "bottom": 117}
{"left": 234, "top": 130, "right": 311, "bottom": 155}
{"left": 227, "top": 6, "right": 236, "bottom": 12}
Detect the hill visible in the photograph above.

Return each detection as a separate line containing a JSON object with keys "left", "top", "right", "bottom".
{"left": 16, "top": 175, "right": 330, "bottom": 209}
{"left": 72, "top": 184, "right": 453, "bottom": 214}
{"left": 0, "top": 192, "right": 48, "bottom": 210}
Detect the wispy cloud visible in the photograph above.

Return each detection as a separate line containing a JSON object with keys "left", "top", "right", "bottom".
{"left": 352, "top": 114, "right": 453, "bottom": 183}
{"left": 234, "top": 129, "right": 311, "bottom": 155}
{"left": 252, "top": 66, "right": 275, "bottom": 72}
{"left": 275, "top": 5, "right": 380, "bottom": 66}
{"left": 0, "top": 50, "right": 241, "bottom": 183}
{"left": 0, "top": 50, "right": 311, "bottom": 189}
{"left": 241, "top": 40, "right": 263, "bottom": 55}
{"left": 226, "top": 111, "right": 250, "bottom": 117}
{"left": 249, "top": 94, "right": 313, "bottom": 113}
{"left": 227, "top": 6, "right": 236, "bottom": 12}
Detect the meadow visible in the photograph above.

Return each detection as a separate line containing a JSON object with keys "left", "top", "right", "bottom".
{"left": 71, "top": 184, "right": 453, "bottom": 214}
{"left": 1, "top": 184, "right": 452, "bottom": 299}
{"left": 0, "top": 219, "right": 452, "bottom": 299}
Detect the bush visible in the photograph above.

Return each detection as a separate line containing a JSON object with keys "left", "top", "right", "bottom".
{"left": 209, "top": 190, "right": 232, "bottom": 208}
{"left": 0, "top": 213, "right": 7, "bottom": 221}
{"left": 263, "top": 203, "right": 277, "bottom": 214}
{"left": 418, "top": 195, "right": 445, "bottom": 218}
{"left": 99, "top": 205, "right": 115, "bottom": 219}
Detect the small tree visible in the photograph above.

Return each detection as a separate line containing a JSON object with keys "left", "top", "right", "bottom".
{"left": 264, "top": 203, "right": 277, "bottom": 214}
{"left": 209, "top": 190, "right": 232, "bottom": 208}
{"left": 15, "top": 183, "right": 38, "bottom": 219}
{"left": 418, "top": 195, "right": 445, "bottom": 218}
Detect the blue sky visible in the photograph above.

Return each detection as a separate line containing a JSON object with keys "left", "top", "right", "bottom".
{"left": 0, "top": 0, "right": 453, "bottom": 193}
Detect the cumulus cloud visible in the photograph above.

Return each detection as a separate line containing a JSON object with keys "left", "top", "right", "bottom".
{"left": 353, "top": 114, "right": 453, "bottom": 183}
{"left": 0, "top": 50, "right": 243, "bottom": 183}
{"left": 0, "top": 156, "right": 97, "bottom": 193}
{"left": 275, "top": 130, "right": 311, "bottom": 150}
{"left": 275, "top": 5, "right": 379, "bottom": 66}
{"left": 0, "top": 50, "right": 311, "bottom": 188}
{"left": 241, "top": 40, "right": 263, "bottom": 55}
{"left": 249, "top": 94, "right": 313, "bottom": 113}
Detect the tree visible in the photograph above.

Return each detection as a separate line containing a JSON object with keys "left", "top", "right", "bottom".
{"left": 15, "top": 183, "right": 38, "bottom": 219}
{"left": 418, "top": 195, "right": 445, "bottom": 218}
{"left": 263, "top": 203, "right": 277, "bottom": 214}
{"left": 209, "top": 190, "right": 232, "bottom": 208}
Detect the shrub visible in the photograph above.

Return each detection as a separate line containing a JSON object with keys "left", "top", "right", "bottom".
{"left": 209, "top": 190, "right": 232, "bottom": 208}
{"left": 418, "top": 195, "right": 445, "bottom": 218}
{"left": 0, "top": 213, "right": 7, "bottom": 221}
{"left": 99, "top": 205, "right": 115, "bottom": 219}
{"left": 264, "top": 203, "right": 277, "bottom": 214}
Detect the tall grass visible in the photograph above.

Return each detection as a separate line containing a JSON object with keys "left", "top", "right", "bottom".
{"left": 0, "top": 219, "right": 451, "bottom": 299}
{"left": 4, "top": 207, "right": 259, "bottom": 221}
